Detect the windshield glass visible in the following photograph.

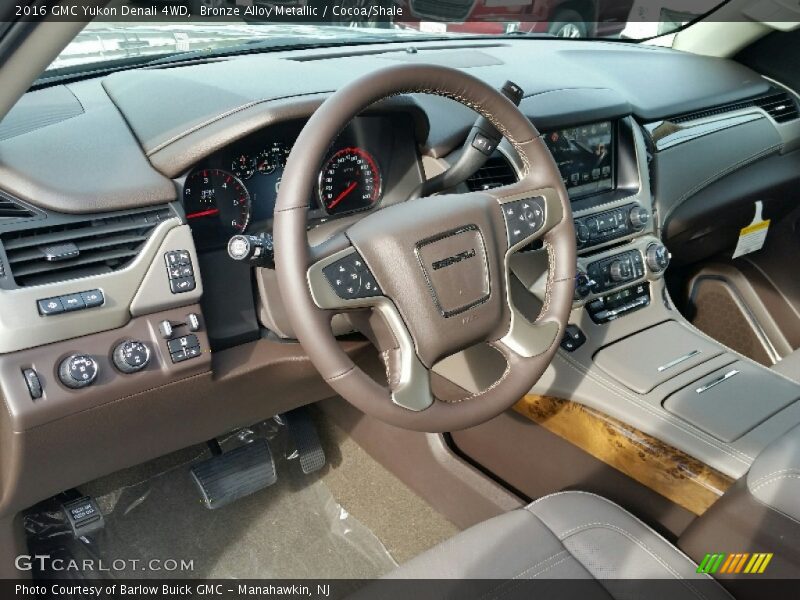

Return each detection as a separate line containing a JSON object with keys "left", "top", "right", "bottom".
{"left": 43, "top": 0, "right": 728, "bottom": 79}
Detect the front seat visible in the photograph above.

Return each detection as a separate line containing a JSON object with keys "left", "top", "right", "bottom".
{"left": 384, "top": 491, "right": 731, "bottom": 598}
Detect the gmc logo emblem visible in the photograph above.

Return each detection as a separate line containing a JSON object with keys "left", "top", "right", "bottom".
{"left": 431, "top": 249, "right": 477, "bottom": 271}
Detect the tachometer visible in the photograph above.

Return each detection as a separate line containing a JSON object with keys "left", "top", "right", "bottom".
{"left": 184, "top": 169, "right": 251, "bottom": 235}
{"left": 318, "top": 147, "right": 382, "bottom": 215}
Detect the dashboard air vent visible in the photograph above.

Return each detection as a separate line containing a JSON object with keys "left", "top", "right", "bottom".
{"left": 670, "top": 87, "right": 799, "bottom": 124}
{"left": 466, "top": 155, "right": 518, "bottom": 192}
{"left": 754, "top": 90, "right": 800, "bottom": 123}
{"left": 0, "top": 196, "right": 36, "bottom": 219}
{"left": 1, "top": 206, "right": 172, "bottom": 287}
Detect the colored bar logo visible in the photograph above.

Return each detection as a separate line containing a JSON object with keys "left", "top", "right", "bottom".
{"left": 697, "top": 552, "right": 773, "bottom": 574}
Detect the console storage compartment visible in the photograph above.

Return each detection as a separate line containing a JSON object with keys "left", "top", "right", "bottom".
{"left": 663, "top": 360, "right": 800, "bottom": 442}
{"left": 593, "top": 321, "right": 722, "bottom": 394}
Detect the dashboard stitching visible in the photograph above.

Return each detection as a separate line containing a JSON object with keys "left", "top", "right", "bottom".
{"left": 521, "top": 86, "right": 615, "bottom": 100}
{"left": 18, "top": 371, "right": 212, "bottom": 432}
{"left": 661, "top": 142, "right": 782, "bottom": 228}
{"left": 143, "top": 91, "right": 335, "bottom": 156}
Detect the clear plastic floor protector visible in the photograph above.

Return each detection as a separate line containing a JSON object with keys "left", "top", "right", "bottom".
{"left": 24, "top": 418, "right": 398, "bottom": 581}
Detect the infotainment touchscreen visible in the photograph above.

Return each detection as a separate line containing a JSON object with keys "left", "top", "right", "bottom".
{"left": 543, "top": 121, "right": 614, "bottom": 198}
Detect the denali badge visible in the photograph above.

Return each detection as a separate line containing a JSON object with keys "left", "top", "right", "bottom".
{"left": 431, "top": 249, "right": 477, "bottom": 271}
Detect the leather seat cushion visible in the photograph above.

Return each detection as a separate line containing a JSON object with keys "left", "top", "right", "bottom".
{"left": 383, "top": 491, "right": 732, "bottom": 599}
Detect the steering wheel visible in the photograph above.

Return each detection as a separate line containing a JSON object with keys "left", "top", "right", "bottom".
{"left": 274, "top": 64, "right": 575, "bottom": 432}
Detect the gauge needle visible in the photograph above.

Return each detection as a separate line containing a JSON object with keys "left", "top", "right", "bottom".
{"left": 327, "top": 181, "right": 357, "bottom": 210}
{"left": 186, "top": 208, "right": 220, "bottom": 219}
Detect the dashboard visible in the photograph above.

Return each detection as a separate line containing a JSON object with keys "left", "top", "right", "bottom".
{"left": 0, "top": 34, "right": 799, "bottom": 544}
{"left": 180, "top": 114, "right": 423, "bottom": 250}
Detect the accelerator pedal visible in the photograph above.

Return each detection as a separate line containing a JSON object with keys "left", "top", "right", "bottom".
{"left": 283, "top": 407, "right": 326, "bottom": 474}
{"left": 190, "top": 438, "right": 276, "bottom": 509}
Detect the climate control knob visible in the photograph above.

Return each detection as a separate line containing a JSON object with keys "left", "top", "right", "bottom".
{"left": 646, "top": 243, "right": 670, "bottom": 273}
{"left": 58, "top": 354, "right": 98, "bottom": 389}
{"left": 628, "top": 206, "right": 650, "bottom": 230}
{"left": 575, "top": 222, "right": 590, "bottom": 245}
{"left": 609, "top": 260, "right": 627, "bottom": 282}
{"left": 113, "top": 340, "right": 151, "bottom": 374}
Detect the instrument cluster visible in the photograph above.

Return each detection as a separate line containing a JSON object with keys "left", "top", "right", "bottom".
{"left": 181, "top": 116, "right": 404, "bottom": 251}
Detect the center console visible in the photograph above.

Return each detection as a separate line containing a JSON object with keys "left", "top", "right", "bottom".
{"left": 495, "top": 116, "right": 800, "bottom": 482}
{"left": 538, "top": 118, "right": 668, "bottom": 324}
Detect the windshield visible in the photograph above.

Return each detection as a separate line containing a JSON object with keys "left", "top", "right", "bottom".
{"left": 43, "top": 0, "right": 728, "bottom": 80}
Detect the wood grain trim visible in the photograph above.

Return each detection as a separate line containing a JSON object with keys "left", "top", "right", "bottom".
{"left": 514, "top": 395, "right": 734, "bottom": 515}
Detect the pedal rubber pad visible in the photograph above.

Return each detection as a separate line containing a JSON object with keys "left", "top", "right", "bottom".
{"left": 284, "top": 407, "right": 326, "bottom": 474}
{"left": 190, "top": 439, "right": 276, "bottom": 509}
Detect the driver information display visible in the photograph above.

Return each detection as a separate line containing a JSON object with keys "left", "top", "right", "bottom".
{"left": 544, "top": 121, "right": 614, "bottom": 198}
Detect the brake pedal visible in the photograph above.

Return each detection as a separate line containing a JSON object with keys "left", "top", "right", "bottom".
{"left": 190, "top": 439, "right": 276, "bottom": 509}
{"left": 283, "top": 407, "right": 326, "bottom": 474}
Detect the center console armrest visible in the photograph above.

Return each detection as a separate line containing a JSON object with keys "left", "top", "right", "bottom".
{"left": 747, "top": 422, "right": 800, "bottom": 522}
{"left": 679, "top": 424, "right": 800, "bottom": 585}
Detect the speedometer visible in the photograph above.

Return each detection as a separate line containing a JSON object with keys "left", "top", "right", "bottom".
{"left": 184, "top": 169, "right": 251, "bottom": 235}
{"left": 318, "top": 147, "right": 382, "bottom": 215}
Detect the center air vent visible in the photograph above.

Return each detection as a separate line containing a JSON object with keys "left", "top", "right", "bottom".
{"left": 1, "top": 206, "right": 173, "bottom": 287}
{"left": 0, "top": 196, "right": 36, "bottom": 219}
{"left": 466, "top": 154, "right": 518, "bottom": 192}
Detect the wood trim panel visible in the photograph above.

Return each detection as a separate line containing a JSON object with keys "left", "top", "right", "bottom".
{"left": 514, "top": 395, "right": 734, "bottom": 515}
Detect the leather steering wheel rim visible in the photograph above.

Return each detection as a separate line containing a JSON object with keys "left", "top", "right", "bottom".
{"left": 274, "top": 64, "right": 575, "bottom": 432}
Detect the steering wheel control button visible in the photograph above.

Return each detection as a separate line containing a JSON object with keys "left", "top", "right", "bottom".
{"left": 471, "top": 132, "right": 497, "bottom": 156}
{"left": 322, "top": 253, "right": 382, "bottom": 300}
{"left": 113, "top": 340, "right": 151, "bottom": 374}
{"left": 60, "top": 293, "right": 86, "bottom": 312}
{"left": 503, "top": 197, "right": 546, "bottom": 246}
{"left": 37, "top": 296, "right": 64, "bottom": 315}
{"left": 22, "top": 368, "right": 43, "bottom": 400}
{"left": 560, "top": 324, "right": 586, "bottom": 352}
{"left": 168, "top": 334, "right": 201, "bottom": 363}
{"left": 58, "top": 354, "right": 99, "bottom": 389}
{"left": 80, "top": 289, "right": 104, "bottom": 308}
{"left": 165, "top": 250, "right": 197, "bottom": 294}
